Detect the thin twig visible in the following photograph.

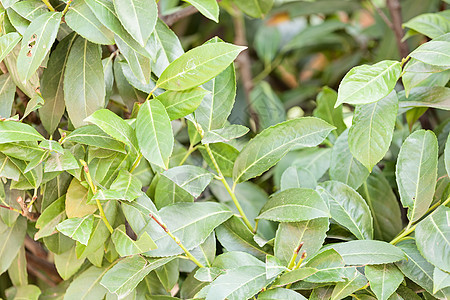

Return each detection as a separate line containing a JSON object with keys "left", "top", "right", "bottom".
{"left": 369, "top": 0, "right": 393, "bottom": 29}
{"left": 16, "top": 196, "right": 40, "bottom": 221}
{"left": 160, "top": 0, "right": 221, "bottom": 26}
{"left": 386, "top": 0, "right": 409, "bottom": 58}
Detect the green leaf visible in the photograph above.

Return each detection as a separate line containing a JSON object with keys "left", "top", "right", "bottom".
{"left": 56, "top": 215, "right": 94, "bottom": 246}
{"left": 233, "top": 117, "right": 335, "bottom": 184}
{"left": 272, "top": 268, "right": 318, "bottom": 287}
{"left": 8, "top": 245, "right": 27, "bottom": 286}
{"left": 318, "top": 181, "right": 373, "bottom": 240}
{"left": 257, "top": 188, "right": 329, "bottom": 222}
{"left": 85, "top": 109, "right": 139, "bottom": 154}
{"left": 109, "top": 169, "right": 143, "bottom": 201}
{"left": 113, "top": 0, "right": 157, "bottom": 46}
{"left": 395, "top": 240, "right": 448, "bottom": 298}
{"left": 0, "top": 153, "right": 21, "bottom": 181}
{"left": 335, "top": 60, "right": 402, "bottom": 106}
{"left": 0, "top": 217, "right": 26, "bottom": 274}
{"left": 0, "top": 121, "right": 44, "bottom": 144}
{"left": 330, "top": 270, "right": 368, "bottom": 300}
{"left": 330, "top": 130, "right": 369, "bottom": 189}
{"left": 446, "top": 133, "right": 450, "bottom": 177}
{"left": 365, "top": 264, "right": 403, "bottom": 300}
{"left": 54, "top": 246, "right": 85, "bottom": 280}
{"left": 358, "top": 168, "right": 403, "bottom": 241}
{"left": 155, "top": 259, "right": 179, "bottom": 291}
{"left": 65, "top": 125, "right": 126, "bottom": 153}
{"left": 301, "top": 249, "right": 346, "bottom": 283}
{"left": 0, "top": 73, "right": 17, "bottom": 118}
{"left": 39, "top": 33, "right": 77, "bottom": 135}
{"left": 232, "top": 0, "right": 273, "bottom": 18}
{"left": 398, "top": 86, "right": 450, "bottom": 110}
{"left": 205, "top": 266, "right": 273, "bottom": 300}
{"left": 250, "top": 81, "right": 286, "bottom": 130}
{"left": 348, "top": 91, "right": 398, "bottom": 171}
{"left": 258, "top": 288, "right": 307, "bottom": 300}
{"left": 64, "top": 266, "right": 109, "bottom": 300}
{"left": 144, "top": 202, "right": 232, "bottom": 257}
{"left": 274, "top": 218, "right": 328, "bottom": 266}
{"left": 64, "top": 37, "right": 105, "bottom": 128}
{"left": 156, "top": 88, "right": 208, "bottom": 120}
{"left": 433, "top": 267, "right": 450, "bottom": 294}
{"left": 11, "top": 0, "right": 47, "bottom": 21}
{"left": 396, "top": 130, "right": 438, "bottom": 222}
{"left": 280, "top": 166, "right": 317, "bottom": 190}
{"left": 136, "top": 99, "right": 173, "bottom": 169}
{"left": 409, "top": 34, "right": 450, "bottom": 66}
{"left": 5, "top": 285, "right": 41, "bottom": 300}
{"left": 195, "top": 267, "right": 223, "bottom": 282}
{"left": 111, "top": 225, "right": 157, "bottom": 256}
{"left": 199, "top": 143, "right": 239, "bottom": 178}
{"left": 202, "top": 125, "right": 249, "bottom": 144}
{"left": 213, "top": 251, "right": 264, "bottom": 269}
{"left": 101, "top": 255, "right": 175, "bottom": 298}
{"left": 403, "top": 13, "right": 450, "bottom": 39}
{"left": 0, "top": 32, "right": 21, "bottom": 63}
{"left": 157, "top": 42, "right": 245, "bottom": 91}
{"left": 162, "top": 165, "right": 213, "bottom": 198}
{"left": 327, "top": 240, "right": 406, "bottom": 265}
{"left": 22, "top": 93, "right": 44, "bottom": 120}
{"left": 154, "top": 175, "right": 194, "bottom": 209}
{"left": 313, "top": 86, "right": 346, "bottom": 135}
{"left": 183, "top": 0, "right": 219, "bottom": 22}
{"left": 265, "top": 255, "right": 288, "bottom": 279}
{"left": 44, "top": 149, "right": 79, "bottom": 173}
{"left": 65, "top": 0, "right": 115, "bottom": 45}
{"left": 195, "top": 64, "right": 236, "bottom": 131}
{"left": 402, "top": 58, "right": 450, "bottom": 96}
{"left": 35, "top": 195, "right": 66, "bottom": 240}
{"left": 415, "top": 206, "right": 450, "bottom": 273}
{"left": 17, "top": 12, "right": 61, "bottom": 82}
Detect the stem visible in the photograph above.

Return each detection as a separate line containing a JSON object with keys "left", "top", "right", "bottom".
{"left": 204, "top": 144, "right": 254, "bottom": 232}
{"left": 149, "top": 213, "right": 204, "bottom": 268}
{"left": 41, "top": 0, "right": 55, "bottom": 11}
{"left": 0, "top": 204, "right": 22, "bottom": 214}
{"left": 146, "top": 86, "right": 158, "bottom": 101}
{"left": 294, "top": 251, "right": 307, "bottom": 269}
{"left": 287, "top": 242, "right": 304, "bottom": 269}
{"left": 130, "top": 153, "right": 143, "bottom": 173}
{"left": 61, "top": 0, "right": 73, "bottom": 15}
{"left": 178, "top": 145, "right": 198, "bottom": 166}
{"left": 253, "top": 219, "right": 259, "bottom": 234}
{"left": 80, "top": 160, "right": 114, "bottom": 234}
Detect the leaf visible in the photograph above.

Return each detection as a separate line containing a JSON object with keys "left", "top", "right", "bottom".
{"left": 398, "top": 86, "right": 450, "bottom": 110}
{"left": 111, "top": 225, "right": 157, "bottom": 256}
{"left": 22, "top": 93, "right": 44, "bottom": 120}
{"left": 156, "top": 42, "right": 245, "bottom": 91}
{"left": 257, "top": 188, "right": 329, "bottom": 222}
{"left": 330, "top": 270, "right": 368, "bottom": 300}
{"left": 136, "top": 99, "right": 173, "bottom": 169}
{"left": 357, "top": 168, "right": 403, "bottom": 241}
{"left": 395, "top": 240, "right": 448, "bottom": 298}
{"left": 280, "top": 166, "right": 317, "bottom": 190}
{"left": 365, "top": 264, "right": 403, "bottom": 300}
{"left": 183, "top": 0, "right": 219, "bottom": 22}
{"left": 8, "top": 246, "right": 27, "bottom": 286}
{"left": 0, "top": 121, "right": 44, "bottom": 144}
{"left": 11, "top": 0, "right": 47, "bottom": 21}
{"left": 64, "top": 37, "right": 105, "bottom": 128}
{"left": 85, "top": 109, "right": 139, "bottom": 154}
{"left": 199, "top": 143, "right": 239, "bottom": 178}
{"left": 17, "top": 12, "right": 61, "bottom": 82}
{"left": 54, "top": 246, "right": 85, "bottom": 280}
{"left": 265, "top": 255, "right": 287, "bottom": 279}
{"left": 5, "top": 285, "right": 41, "bottom": 300}
{"left": 35, "top": 195, "right": 66, "bottom": 240}
{"left": 327, "top": 240, "right": 406, "bottom": 265}
{"left": 64, "top": 266, "right": 109, "bottom": 300}
{"left": 232, "top": 0, "right": 273, "bottom": 18}
{"left": 0, "top": 73, "right": 16, "bottom": 118}
{"left": 272, "top": 268, "right": 318, "bottom": 287}
{"left": 202, "top": 125, "right": 249, "bottom": 144}
{"left": 162, "top": 165, "right": 213, "bottom": 198}
{"left": 144, "top": 202, "right": 232, "bottom": 257}
{"left": 330, "top": 130, "right": 369, "bottom": 189}
{"left": 409, "top": 34, "right": 450, "bottom": 66}
{"left": 415, "top": 206, "right": 450, "bottom": 272}
{"left": 0, "top": 32, "right": 21, "bottom": 63}
{"left": 155, "top": 259, "right": 179, "bottom": 291}
{"left": 313, "top": 86, "right": 346, "bottom": 135}
{"left": 195, "top": 267, "right": 223, "bottom": 282}
{"left": 254, "top": 26, "right": 281, "bottom": 65}
{"left": 115, "top": 34, "right": 152, "bottom": 84}
{"left": 396, "top": 129, "right": 438, "bottom": 222}
{"left": 44, "top": 150, "right": 79, "bottom": 173}
{"left": 0, "top": 153, "right": 21, "bottom": 181}
{"left": 0, "top": 217, "right": 26, "bottom": 274}
{"left": 403, "top": 13, "right": 450, "bottom": 39}
{"left": 154, "top": 175, "right": 194, "bottom": 209}
{"left": 446, "top": 133, "right": 450, "bottom": 177}
{"left": 318, "top": 181, "right": 373, "bottom": 240}
{"left": 113, "top": 0, "right": 157, "bottom": 46}
{"left": 348, "top": 91, "right": 398, "bottom": 171}
{"left": 402, "top": 58, "right": 450, "bottom": 96}
{"left": 249, "top": 81, "right": 286, "bottom": 130}
{"left": 109, "top": 169, "right": 143, "bottom": 201}
{"left": 195, "top": 64, "right": 236, "bottom": 131}
{"left": 335, "top": 60, "right": 402, "bottom": 106}
{"left": 300, "top": 249, "right": 346, "bottom": 283}
{"left": 205, "top": 266, "right": 273, "bottom": 300}
{"left": 65, "top": 125, "right": 126, "bottom": 153}
{"left": 39, "top": 33, "right": 77, "bottom": 135}
{"left": 233, "top": 117, "right": 335, "bottom": 184}
{"left": 156, "top": 88, "right": 208, "bottom": 121}
{"left": 433, "top": 267, "right": 450, "bottom": 294}
{"left": 258, "top": 288, "right": 307, "bottom": 300}
{"left": 56, "top": 215, "right": 94, "bottom": 246}
{"left": 274, "top": 218, "right": 329, "bottom": 266}
{"left": 65, "top": 0, "right": 115, "bottom": 45}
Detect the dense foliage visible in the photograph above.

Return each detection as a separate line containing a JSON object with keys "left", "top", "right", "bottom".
{"left": 0, "top": 0, "right": 449, "bottom": 299}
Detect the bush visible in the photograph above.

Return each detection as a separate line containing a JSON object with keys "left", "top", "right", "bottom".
{"left": 0, "top": 0, "right": 449, "bottom": 299}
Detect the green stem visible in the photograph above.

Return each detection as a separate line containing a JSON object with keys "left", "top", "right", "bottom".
{"left": 287, "top": 242, "right": 304, "bottom": 270}
{"left": 61, "top": 0, "right": 73, "bottom": 15}
{"left": 149, "top": 213, "right": 204, "bottom": 268}
{"left": 41, "top": 0, "right": 55, "bottom": 11}
{"left": 204, "top": 144, "right": 254, "bottom": 232}
{"left": 146, "top": 86, "right": 158, "bottom": 101}
{"left": 130, "top": 153, "right": 143, "bottom": 173}
{"left": 178, "top": 145, "right": 198, "bottom": 166}
{"left": 96, "top": 199, "right": 114, "bottom": 234}
{"left": 253, "top": 219, "right": 259, "bottom": 234}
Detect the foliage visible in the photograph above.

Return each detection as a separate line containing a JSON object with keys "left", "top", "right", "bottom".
{"left": 0, "top": 0, "right": 449, "bottom": 299}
